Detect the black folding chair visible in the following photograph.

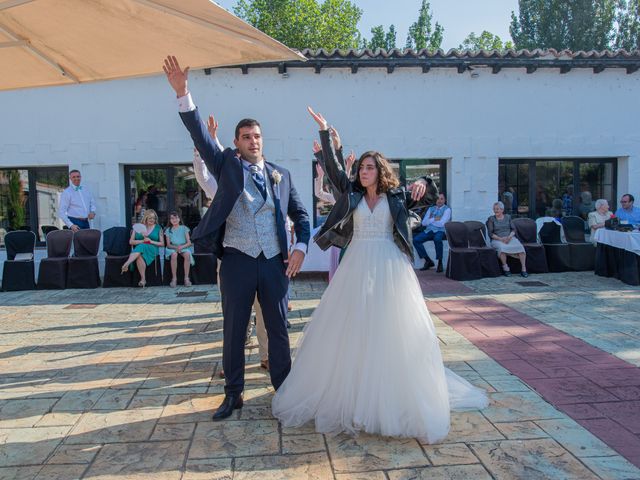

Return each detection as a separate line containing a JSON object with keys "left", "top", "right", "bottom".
{"left": 103, "top": 227, "right": 133, "bottom": 288}
{"left": 192, "top": 235, "right": 218, "bottom": 285}
{"left": 562, "top": 216, "right": 596, "bottom": 271}
{"left": 2, "top": 230, "right": 36, "bottom": 291}
{"left": 37, "top": 230, "right": 73, "bottom": 289}
{"left": 538, "top": 220, "right": 571, "bottom": 272}
{"left": 40, "top": 225, "right": 59, "bottom": 242}
{"left": 464, "top": 220, "right": 502, "bottom": 278}
{"left": 512, "top": 218, "right": 549, "bottom": 274}
{"left": 67, "top": 229, "right": 102, "bottom": 288}
{"left": 444, "top": 222, "right": 481, "bottom": 281}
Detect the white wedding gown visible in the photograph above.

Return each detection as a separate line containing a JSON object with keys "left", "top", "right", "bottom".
{"left": 272, "top": 195, "right": 488, "bottom": 443}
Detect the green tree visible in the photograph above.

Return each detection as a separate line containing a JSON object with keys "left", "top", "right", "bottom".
{"left": 7, "top": 170, "right": 26, "bottom": 229}
{"left": 459, "top": 31, "right": 514, "bottom": 51}
{"left": 615, "top": 0, "right": 640, "bottom": 50}
{"left": 366, "top": 24, "right": 397, "bottom": 50}
{"left": 385, "top": 25, "right": 398, "bottom": 49}
{"left": 405, "top": 0, "right": 444, "bottom": 50}
{"left": 510, "top": 0, "right": 617, "bottom": 51}
{"left": 234, "top": 0, "right": 362, "bottom": 50}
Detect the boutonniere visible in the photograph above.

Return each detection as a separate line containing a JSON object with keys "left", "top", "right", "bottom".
{"left": 271, "top": 170, "right": 282, "bottom": 185}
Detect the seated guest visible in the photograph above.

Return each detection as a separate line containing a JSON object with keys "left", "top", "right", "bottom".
{"left": 547, "top": 198, "right": 563, "bottom": 220}
{"left": 121, "top": 209, "right": 164, "bottom": 287}
{"left": 615, "top": 193, "right": 640, "bottom": 225}
{"left": 486, "top": 201, "right": 528, "bottom": 277}
{"left": 588, "top": 199, "right": 613, "bottom": 243}
{"left": 413, "top": 193, "right": 450, "bottom": 273}
{"left": 578, "top": 191, "right": 595, "bottom": 218}
{"left": 165, "top": 211, "right": 194, "bottom": 287}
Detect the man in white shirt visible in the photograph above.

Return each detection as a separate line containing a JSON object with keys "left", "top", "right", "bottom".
{"left": 413, "top": 193, "right": 451, "bottom": 272}
{"left": 58, "top": 170, "right": 96, "bottom": 232}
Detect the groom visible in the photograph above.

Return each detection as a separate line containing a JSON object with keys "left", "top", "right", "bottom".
{"left": 163, "top": 56, "right": 310, "bottom": 420}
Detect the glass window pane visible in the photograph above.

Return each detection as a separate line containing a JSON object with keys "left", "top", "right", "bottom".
{"left": 173, "top": 165, "right": 204, "bottom": 231}
{"left": 35, "top": 167, "right": 69, "bottom": 241}
{"left": 534, "top": 161, "right": 573, "bottom": 219}
{"left": 128, "top": 168, "right": 168, "bottom": 226}
{"left": 578, "top": 163, "right": 614, "bottom": 219}
{"left": 499, "top": 162, "right": 529, "bottom": 217}
{"left": 0, "top": 169, "right": 30, "bottom": 246}
{"left": 405, "top": 163, "right": 442, "bottom": 190}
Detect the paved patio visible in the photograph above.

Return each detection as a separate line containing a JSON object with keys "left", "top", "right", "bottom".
{"left": 0, "top": 270, "right": 639, "bottom": 479}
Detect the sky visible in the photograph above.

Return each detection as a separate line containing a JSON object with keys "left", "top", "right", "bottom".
{"left": 213, "top": 0, "right": 520, "bottom": 50}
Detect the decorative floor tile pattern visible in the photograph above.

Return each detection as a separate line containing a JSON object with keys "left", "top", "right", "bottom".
{"left": 0, "top": 273, "right": 638, "bottom": 479}
{"left": 428, "top": 271, "right": 640, "bottom": 471}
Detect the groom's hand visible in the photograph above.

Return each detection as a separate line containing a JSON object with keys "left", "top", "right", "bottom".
{"left": 163, "top": 55, "right": 189, "bottom": 97}
{"left": 285, "top": 250, "right": 305, "bottom": 278}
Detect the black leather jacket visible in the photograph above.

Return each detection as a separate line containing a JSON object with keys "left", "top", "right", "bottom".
{"left": 313, "top": 130, "right": 424, "bottom": 261}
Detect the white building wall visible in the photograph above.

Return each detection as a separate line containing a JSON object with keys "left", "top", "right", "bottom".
{"left": 1, "top": 64, "right": 639, "bottom": 271}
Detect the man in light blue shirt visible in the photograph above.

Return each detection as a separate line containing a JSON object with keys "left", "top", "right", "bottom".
{"left": 413, "top": 193, "right": 451, "bottom": 273}
{"left": 614, "top": 194, "right": 640, "bottom": 226}
{"left": 58, "top": 170, "right": 96, "bottom": 231}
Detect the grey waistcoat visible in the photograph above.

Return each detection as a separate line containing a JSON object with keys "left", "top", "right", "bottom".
{"left": 223, "top": 172, "right": 281, "bottom": 259}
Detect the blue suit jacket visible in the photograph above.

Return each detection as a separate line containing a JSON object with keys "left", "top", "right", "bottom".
{"left": 179, "top": 108, "right": 310, "bottom": 260}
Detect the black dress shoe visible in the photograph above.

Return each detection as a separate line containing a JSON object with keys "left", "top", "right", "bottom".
{"left": 503, "top": 270, "right": 512, "bottom": 277}
{"left": 520, "top": 271, "right": 529, "bottom": 278}
{"left": 436, "top": 259, "right": 443, "bottom": 273}
{"left": 420, "top": 258, "right": 434, "bottom": 271}
{"left": 212, "top": 394, "right": 243, "bottom": 421}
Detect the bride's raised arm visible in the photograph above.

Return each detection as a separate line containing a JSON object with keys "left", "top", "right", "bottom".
{"left": 307, "top": 107, "right": 351, "bottom": 195}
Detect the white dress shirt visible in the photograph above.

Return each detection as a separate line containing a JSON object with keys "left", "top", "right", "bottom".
{"left": 421, "top": 205, "right": 451, "bottom": 230}
{"left": 314, "top": 176, "right": 336, "bottom": 205}
{"left": 58, "top": 184, "right": 96, "bottom": 228}
{"left": 178, "top": 92, "right": 306, "bottom": 254}
{"left": 193, "top": 148, "right": 219, "bottom": 200}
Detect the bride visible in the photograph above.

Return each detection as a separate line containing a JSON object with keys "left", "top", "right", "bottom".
{"left": 272, "top": 108, "right": 489, "bottom": 443}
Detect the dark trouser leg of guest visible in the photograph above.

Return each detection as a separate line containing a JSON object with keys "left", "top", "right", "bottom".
{"left": 68, "top": 217, "right": 90, "bottom": 229}
{"left": 433, "top": 231, "right": 445, "bottom": 272}
{"left": 412, "top": 231, "right": 434, "bottom": 269}
{"left": 219, "top": 249, "right": 257, "bottom": 397}
{"left": 256, "top": 253, "right": 290, "bottom": 391}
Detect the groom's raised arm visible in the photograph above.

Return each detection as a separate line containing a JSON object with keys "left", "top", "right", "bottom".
{"left": 163, "top": 55, "right": 225, "bottom": 179}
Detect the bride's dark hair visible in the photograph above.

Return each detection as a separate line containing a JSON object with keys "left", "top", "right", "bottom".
{"left": 354, "top": 151, "right": 400, "bottom": 194}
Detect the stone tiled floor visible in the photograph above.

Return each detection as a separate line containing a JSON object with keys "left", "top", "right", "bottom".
{"left": 0, "top": 272, "right": 638, "bottom": 479}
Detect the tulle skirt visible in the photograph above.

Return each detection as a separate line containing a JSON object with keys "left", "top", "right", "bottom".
{"left": 328, "top": 246, "right": 340, "bottom": 282}
{"left": 272, "top": 236, "right": 488, "bottom": 443}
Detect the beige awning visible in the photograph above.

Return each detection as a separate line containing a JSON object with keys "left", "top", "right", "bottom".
{"left": 0, "top": 0, "right": 304, "bottom": 91}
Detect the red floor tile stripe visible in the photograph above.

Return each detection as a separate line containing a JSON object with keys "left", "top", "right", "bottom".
{"left": 428, "top": 296, "right": 640, "bottom": 468}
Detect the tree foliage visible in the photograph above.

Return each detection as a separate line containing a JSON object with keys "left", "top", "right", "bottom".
{"left": 234, "top": 0, "right": 362, "bottom": 50}
{"left": 615, "top": 0, "right": 640, "bottom": 50}
{"left": 366, "top": 24, "right": 397, "bottom": 50}
{"left": 459, "top": 31, "right": 514, "bottom": 51}
{"left": 510, "top": 0, "right": 617, "bottom": 51}
{"left": 405, "top": 0, "right": 444, "bottom": 50}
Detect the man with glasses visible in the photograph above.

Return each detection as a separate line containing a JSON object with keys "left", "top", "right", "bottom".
{"left": 58, "top": 169, "right": 96, "bottom": 232}
{"left": 614, "top": 194, "right": 640, "bottom": 226}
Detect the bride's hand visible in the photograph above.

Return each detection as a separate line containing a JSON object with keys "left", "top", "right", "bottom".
{"left": 408, "top": 179, "right": 427, "bottom": 201}
{"left": 307, "top": 106, "right": 328, "bottom": 131}
{"left": 315, "top": 163, "right": 324, "bottom": 180}
{"left": 329, "top": 126, "right": 341, "bottom": 150}
{"left": 312, "top": 140, "right": 321, "bottom": 154}
{"left": 345, "top": 150, "right": 356, "bottom": 173}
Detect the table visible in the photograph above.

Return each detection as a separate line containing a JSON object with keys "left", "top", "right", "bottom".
{"left": 593, "top": 228, "right": 640, "bottom": 285}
